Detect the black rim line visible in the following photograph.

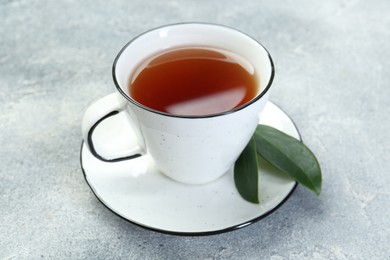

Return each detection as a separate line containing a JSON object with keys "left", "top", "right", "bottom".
{"left": 112, "top": 22, "right": 275, "bottom": 119}
{"left": 87, "top": 111, "right": 142, "bottom": 162}
{"left": 79, "top": 101, "right": 300, "bottom": 236}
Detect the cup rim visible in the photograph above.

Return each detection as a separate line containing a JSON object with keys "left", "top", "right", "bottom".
{"left": 112, "top": 22, "right": 275, "bottom": 119}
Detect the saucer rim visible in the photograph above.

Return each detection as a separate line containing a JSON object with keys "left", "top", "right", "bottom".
{"left": 80, "top": 101, "right": 299, "bottom": 236}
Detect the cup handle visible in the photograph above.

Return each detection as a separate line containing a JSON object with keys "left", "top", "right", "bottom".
{"left": 82, "top": 92, "right": 144, "bottom": 162}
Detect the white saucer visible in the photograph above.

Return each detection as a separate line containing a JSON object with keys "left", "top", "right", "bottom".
{"left": 80, "top": 101, "right": 300, "bottom": 235}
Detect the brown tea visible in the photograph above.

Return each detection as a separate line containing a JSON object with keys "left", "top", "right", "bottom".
{"left": 128, "top": 47, "right": 258, "bottom": 116}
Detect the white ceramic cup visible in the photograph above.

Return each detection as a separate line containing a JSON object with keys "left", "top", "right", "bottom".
{"left": 82, "top": 23, "right": 274, "bottom": 184}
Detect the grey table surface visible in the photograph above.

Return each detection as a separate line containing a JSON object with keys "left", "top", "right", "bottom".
{"left": 1, "top": 0, "right": 389, "bottom": 259}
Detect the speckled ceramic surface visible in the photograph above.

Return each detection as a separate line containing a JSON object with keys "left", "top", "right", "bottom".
{"left": 82, "top": 24, "right": 275, "bottom": 185}
{"left": 81, "top": 101, "right": 299, "bottom": 235}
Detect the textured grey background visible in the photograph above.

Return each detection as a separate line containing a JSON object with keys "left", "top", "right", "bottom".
{"left": 1, "top": 0, "right": 389, "bottom": 259}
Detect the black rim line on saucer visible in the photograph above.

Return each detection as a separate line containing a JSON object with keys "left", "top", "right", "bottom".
{"left": 79, "top": 102, "right": 300, "bottom": 236}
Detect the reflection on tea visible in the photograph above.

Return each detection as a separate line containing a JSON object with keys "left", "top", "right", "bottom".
{"left": 129, "top": 47, "right": 258, "bottom": 116}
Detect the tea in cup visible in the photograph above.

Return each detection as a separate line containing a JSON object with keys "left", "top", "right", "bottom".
{"left": 82, "top": 23, "right": 274, "bottom": 184}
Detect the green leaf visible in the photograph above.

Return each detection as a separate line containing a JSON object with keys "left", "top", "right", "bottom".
{"left": 254, "top": 125, "right": 322, "bottom": 195}
{"left": 234, "top": 137, "right": 259, "bottom": 204}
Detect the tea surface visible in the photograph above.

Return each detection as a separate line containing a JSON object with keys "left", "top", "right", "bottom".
{"left": 129, "top": 47, "right": 258, "bottom": 116}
